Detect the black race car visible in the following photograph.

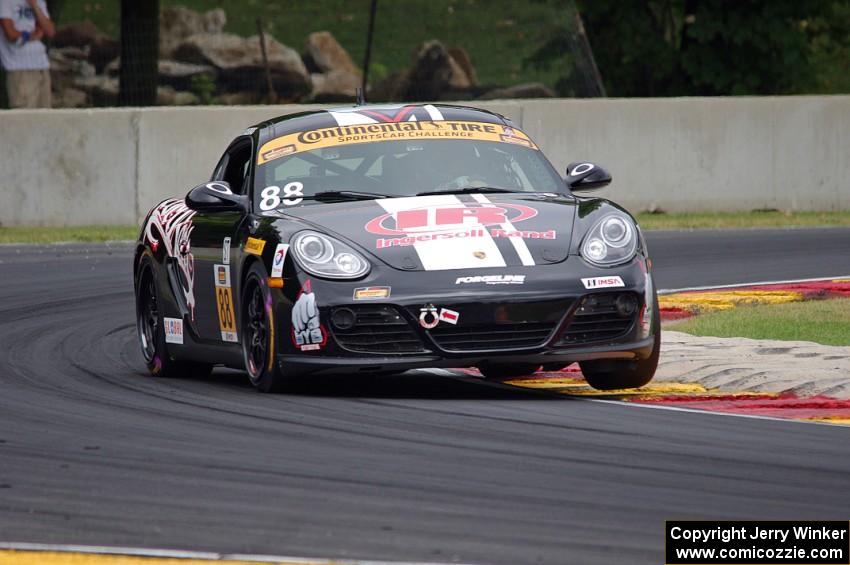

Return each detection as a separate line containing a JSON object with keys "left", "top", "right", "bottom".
{"left": 134, "top": 104, "right": 659, "bottom": 392}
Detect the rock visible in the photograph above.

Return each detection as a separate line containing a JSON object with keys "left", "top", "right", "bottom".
{"left": 309, "top": 70, "right": 359, "bottom": 102}
{"left": 447, "top": 46, "right": 478, "bottom": 87}
{"left": 73, "top": 75, "right": 119, "bottom": 106}
{"left": 304, "top": 31, "right": 360, "bottom": 77}
{"left": 404, "top": 40, "right": 454, "bottom": 101}
{"left": 52, "top": 87, "right": 88, "bottom": 108}
{"left": 160, "top": 6, "right": 227, "bottom": 59}
{"left": 53, "top": 20, "right": 101, "bottom": 48}
{"left": 158, "top": 59, "right": 217, "bottom": 91}
{"left": 477, "top": 82, "right": 556, "bottom": 100}
{"left": 53, "top": 19, "right": 118, "bottom": 73}
{"left": 49, "top": 47, "right": 96, "bottom": 91}
{"left": 214, "top": 91, "right": 263, "bottom": 105}
{"left": 157, "top": 86, "right": 199, "bottom": 106}
{"left": 174, "top": 33, "right": 310, "bottom": 99}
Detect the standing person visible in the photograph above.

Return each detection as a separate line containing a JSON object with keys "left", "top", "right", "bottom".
{"left": 0, "top": 0, "right": 55, "bottom": 108}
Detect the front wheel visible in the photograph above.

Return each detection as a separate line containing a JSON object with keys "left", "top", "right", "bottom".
{"left": 135, "top": 254, "right": 212, "bottom": 379}
{"left": 241, "top": 262, "right": 294, "bottom": 392}
{"left": 579, "top": 296, "right": 660, "bottom": 390}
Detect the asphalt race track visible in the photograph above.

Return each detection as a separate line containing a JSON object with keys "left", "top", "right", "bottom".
{"left": 1, "top": 227, "right": 849, "bottom": 565}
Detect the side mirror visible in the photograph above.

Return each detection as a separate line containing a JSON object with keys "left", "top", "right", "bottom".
{"left": 185, "top": 181, "right": 249, "bottom": 212}
{"left": 565, "top": 162, "right": 612, "bottom": 191}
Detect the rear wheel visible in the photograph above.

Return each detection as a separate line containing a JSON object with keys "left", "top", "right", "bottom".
{"left": 241, "top": 262, "right": 293, "bottom": 393}
{"left": 135, "top": 255, "right": 212, "bottom": 379}
{"left": 477, "top": 363, "right": 541, "bottom": 381}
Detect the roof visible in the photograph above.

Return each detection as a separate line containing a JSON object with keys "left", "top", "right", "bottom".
{"left": 250, "top": 103, "right": 513, "bottom": 145}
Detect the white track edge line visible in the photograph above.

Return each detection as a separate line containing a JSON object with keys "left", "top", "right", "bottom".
{"left": 0, "top": 542, "right": 477, "bottom": 565}
{"left": 659, "top": 275, "right": 850, "bottom": 295}
{"left": 435, "top": 370, "right": 847, "bottom": 428}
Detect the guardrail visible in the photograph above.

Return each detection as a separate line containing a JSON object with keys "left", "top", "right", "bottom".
{"left": 1, "top": 96, "right": 847, "bottom": 226}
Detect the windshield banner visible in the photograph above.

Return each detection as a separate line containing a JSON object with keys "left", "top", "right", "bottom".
{"left": 258, "top": 120, "right": 538, "bottom": 165}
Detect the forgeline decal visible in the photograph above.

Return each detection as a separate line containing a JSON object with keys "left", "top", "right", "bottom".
{"left": 144, "top": 199, "right": 197, "bottom": 319}
{"left": 582, "top": 276, "right": 625, "bottom": 289}
{"left": 213, "top": 264, "right": 237, "bottom": 342}
{"left": 455, "top": 275, "right": 526, "bottom": 285}
{"left": 244, "top": 237, "right": 266, "bottom": 256}
{"left": 271, "top": 243, "right": 289, "bottom": 278}
{"left": 291, "top": 280, "right": 327, "bottom": 351}
{"left": 353, "top": 286, "right": 391, "bottom": 300}
{"left": 258, "top": 120, "right": 538, "bottom": 164}
{"left": 163, "top": 317, "right": 184, "bottom": 345}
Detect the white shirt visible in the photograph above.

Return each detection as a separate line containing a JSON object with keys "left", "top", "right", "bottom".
{"left": 0, "top": 0, "right": 50, "bottom": 71}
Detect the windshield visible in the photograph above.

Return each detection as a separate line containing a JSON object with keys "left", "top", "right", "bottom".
{"left": 254, "top": 124, "right": 565, "bottom": 212}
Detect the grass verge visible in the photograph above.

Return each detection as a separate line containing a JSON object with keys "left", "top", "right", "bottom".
{"left": 634, "top": 210, "right": 850, "bottom": 230}
{"left": 0, "top": 226, "right": 137, "bottom": 244}
{"left": 672, "top": 298, "right": 850, "bottom": 346}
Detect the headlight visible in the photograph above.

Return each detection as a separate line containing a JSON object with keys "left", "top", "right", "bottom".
{"left": 581, "top": 213, "right": 638, "bottom": 266}
{"left": 291, "top": 230, "right": 370, "bottom": 279}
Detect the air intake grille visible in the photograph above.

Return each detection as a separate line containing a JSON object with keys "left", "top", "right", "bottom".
{"left": 331, "top": 305, "right": 428, "bottom": 354}
{"left": 558, "top": 292, "right": 638, "bottom": 344}
{"left": 429, "top": 322, "right": 556, "bottom": 351}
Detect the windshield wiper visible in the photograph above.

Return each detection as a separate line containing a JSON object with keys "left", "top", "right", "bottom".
{"left": 416, "top": 186, "right": 523, "bottom": 196}
{"left": 301, "top": 190, "right": 397, "bottom": 201}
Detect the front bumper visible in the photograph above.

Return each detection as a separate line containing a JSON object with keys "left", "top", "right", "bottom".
{"left": 273, "top": 256, "right": 657, "bottom": 377}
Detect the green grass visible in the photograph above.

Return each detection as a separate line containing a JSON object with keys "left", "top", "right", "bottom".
{"left": 635, "top": 210, "right": 850, "bottom": 230}
{"left": 673, "top": 298, "right": 850, "bottom": 346}
{"left": 54, "top": 0, "right": 565, "bottom": 89}
{"left": 0, "top": 225, "right": 137, "bottom": 244}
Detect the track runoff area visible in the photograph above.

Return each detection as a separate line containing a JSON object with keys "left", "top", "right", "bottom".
{"left": 480, "top": 276, "right": 850, "bottom": 426}
{"left": 1, "top": 277, "right": 848, "bottom": 564}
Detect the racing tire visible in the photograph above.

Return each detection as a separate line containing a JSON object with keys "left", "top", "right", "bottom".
{"left": 135, "top": 254, "right": 212, "bottom": 380}
{"left": 241, "top": 262, "right": 293, "bottom": 393}
{"left": 579, "top": 296, "right": 661, "bottom": 391}
{"left": 477, "top": 363, "right": 541, "bottom": 381}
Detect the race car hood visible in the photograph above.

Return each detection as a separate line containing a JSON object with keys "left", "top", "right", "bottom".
{"left": 276, "top": 193, "right": 578, "bottom": 272}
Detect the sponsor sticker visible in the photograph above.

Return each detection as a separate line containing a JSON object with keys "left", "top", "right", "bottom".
{"left": 581, "top": 276, "right": 625, "bottom": 289}
{"left": 222, "top": 237, "right": 231, "bottom": 264}
{"left": 271, "top": 243, "right": 289, "bottom": 278}
{"left": 258, "top": 120, "right": 538, "bottom": 164}
{"left": 353, "top": 286, "right": 391, "bottom": 300}
{"left": 438, "top": 308, "right": 460, "bottom": 325}
{"left": 164, "top": 317, "right": 183, "bottom": 344}
{"left": 455, "top": 275, "right": 525, "bottom": 285}
{"left": 214, "top": 264, "right": 231, "bottom": 288}
{"left": 244, "top": 237, "right": 265, "bottom": 256}
{"left": 291, "top": 280, "right": 327, "bottom": 351}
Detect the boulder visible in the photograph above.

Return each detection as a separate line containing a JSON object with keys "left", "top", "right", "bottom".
{"left": 53, "top": 20, "right": 118, "bottom": 73}
{"left": 309, "top": 70, "right": 359, "bottom": 102}
{"left": 49, "top": 46, "right": 96, "bottom": 91}
{"left": 404, "top": 40, "right": 454, "bottom": 101}
{"left": 102, "top": 59, "right": 216, "bottom": 91}
{"left": 174, "top": 32, "right": 310, "bottom": 99}
{"left": 447, "top": 46, "right": 478, "bottom": 87}
{"left": 214, "top": 91, "right": 264, "bottom": 105}
{"left": 157, "top": 86, "right": 199, "bottom": 106}
{"left": 304, "top": 31, "right": 360, "bottom": 77}
{"left": 73, "top": 75, "right": 119, "bottom": 106}
{"left": 160, "top": 6, "right": 227, "bottom": 59}
{"left": 477, "top": 82, "right": 556, "bottom": 100}
{"left": 52, "top": 87, "right": 88, "bottom": 108}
